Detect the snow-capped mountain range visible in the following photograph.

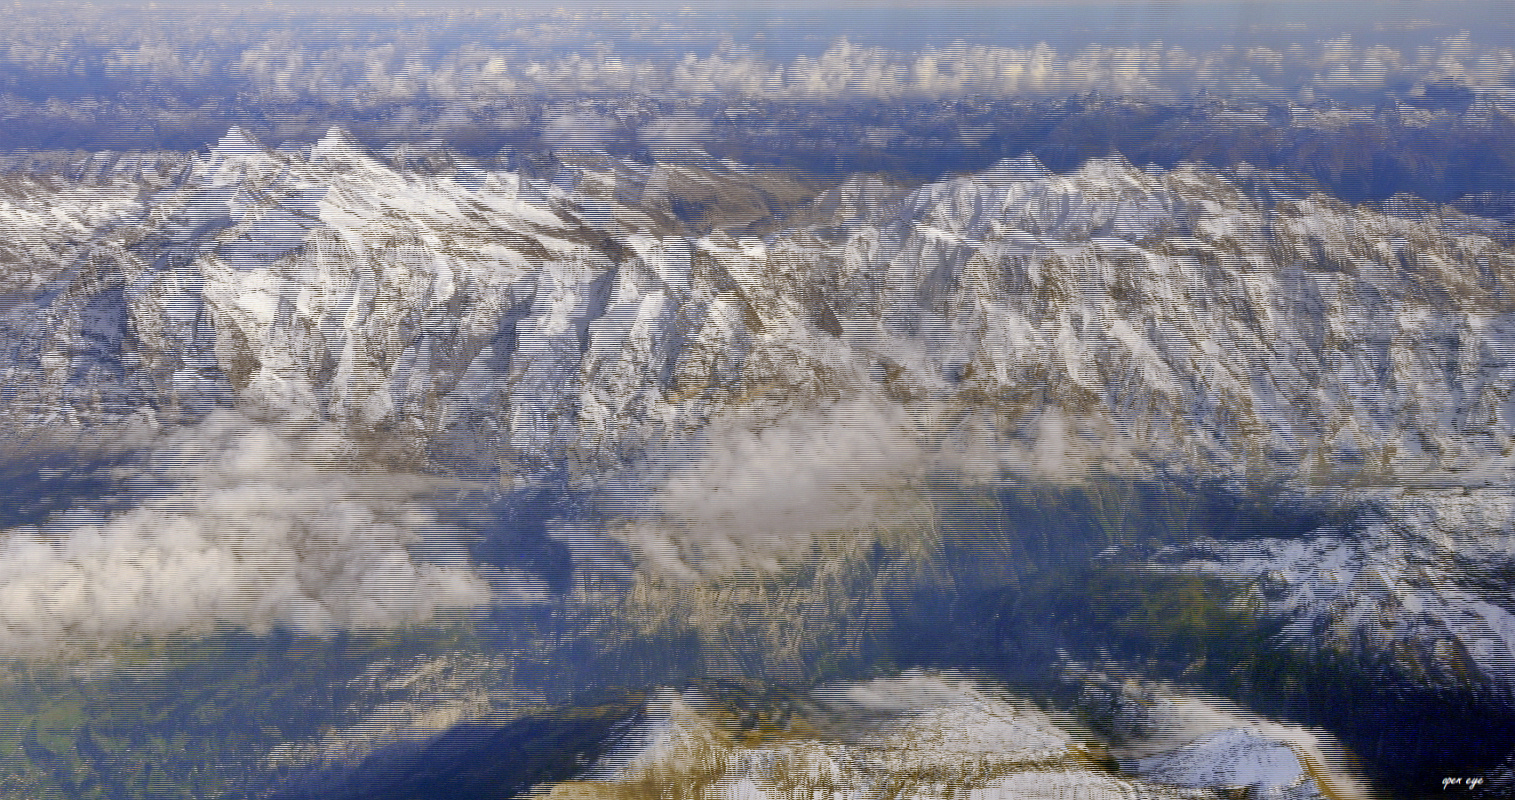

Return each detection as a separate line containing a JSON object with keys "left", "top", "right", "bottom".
{"left": 10, "top": 127, "right": 1515, "bottom": 475}
{"left": 5, "top": 125, "right": 1515, "bottom": 716}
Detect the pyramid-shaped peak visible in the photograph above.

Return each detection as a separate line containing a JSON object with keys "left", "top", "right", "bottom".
{"left": 311, "top": 127, "right": 373, "bottom": 162}
{"left": 1073, "top": 153, "right": 1143, "bottom": 184}
{"left": 980, "top": 153, "right": 1050, "bottom": 184}
{"left": 318, "top": 126, "right": 359, "bottom": 146}
{"left": 213, "top": 126, "right": 268, "bottom": 158}
{"left": 194, "top": 126, "right": 276, "bottom": 183}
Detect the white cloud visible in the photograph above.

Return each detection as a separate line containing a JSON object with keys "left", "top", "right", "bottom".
{"left": 4, "top": 7, "right": 1511, "bottom": 106}
{"left": 619, "top": 394, "right": 935, "bottom": 579}
{"left": 0, "top": 411, "right": 489, "bottom": 656}
{"left": 542, "top": 108, "right": 618, "bottom": 154}
{"left": 638, "top": 112, "right": 712, "bottom": 158}
{"left": 614, "top": 394, "right": 1142, "bottom": 580}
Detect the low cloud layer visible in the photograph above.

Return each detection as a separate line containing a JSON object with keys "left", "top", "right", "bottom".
{"left": 94, "top": 30, "right": 1515, "bottom": 103}
{"left": 3, "top": 6, "right": 1512, "bottom": 171}
{"left": 0, "top": 7, "right": 1511, "bottom": 109}
{"left": 619, "top": 395, "right": 1143, "bottom": 580}
{"left": 612, "top": 396, "right": 926, "bottom": 579}
{"left": 638, "top": 112, "right": 712, "bottom": 159}
{"left": 543, "top": 108, "right": 618, "bottom": 154}
{"left": 0, "top": 412, "right": 489, "bottom": 656}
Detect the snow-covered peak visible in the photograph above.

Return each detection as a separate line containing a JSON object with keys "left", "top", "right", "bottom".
{"left": 979, "top": 152, "right": 1052, "bottom": 185}
{"left": 215, "top": 126, "right": 265, "bottom": 157}
{"left": 1065, "top": 152, "right": 1147, "bottom": 190}
{"left": 193, "top": 126, "right": 282, "bottom": 186}
{"left": 310, "top": 126, "right": 383, "bottom": 171}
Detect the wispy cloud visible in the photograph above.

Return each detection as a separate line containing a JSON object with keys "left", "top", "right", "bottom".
{"left": 0, "top": 411, "right": 489, "bottom": 656}
{"left": 616, "top": 395, "right": 1141, "bottom": 580}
